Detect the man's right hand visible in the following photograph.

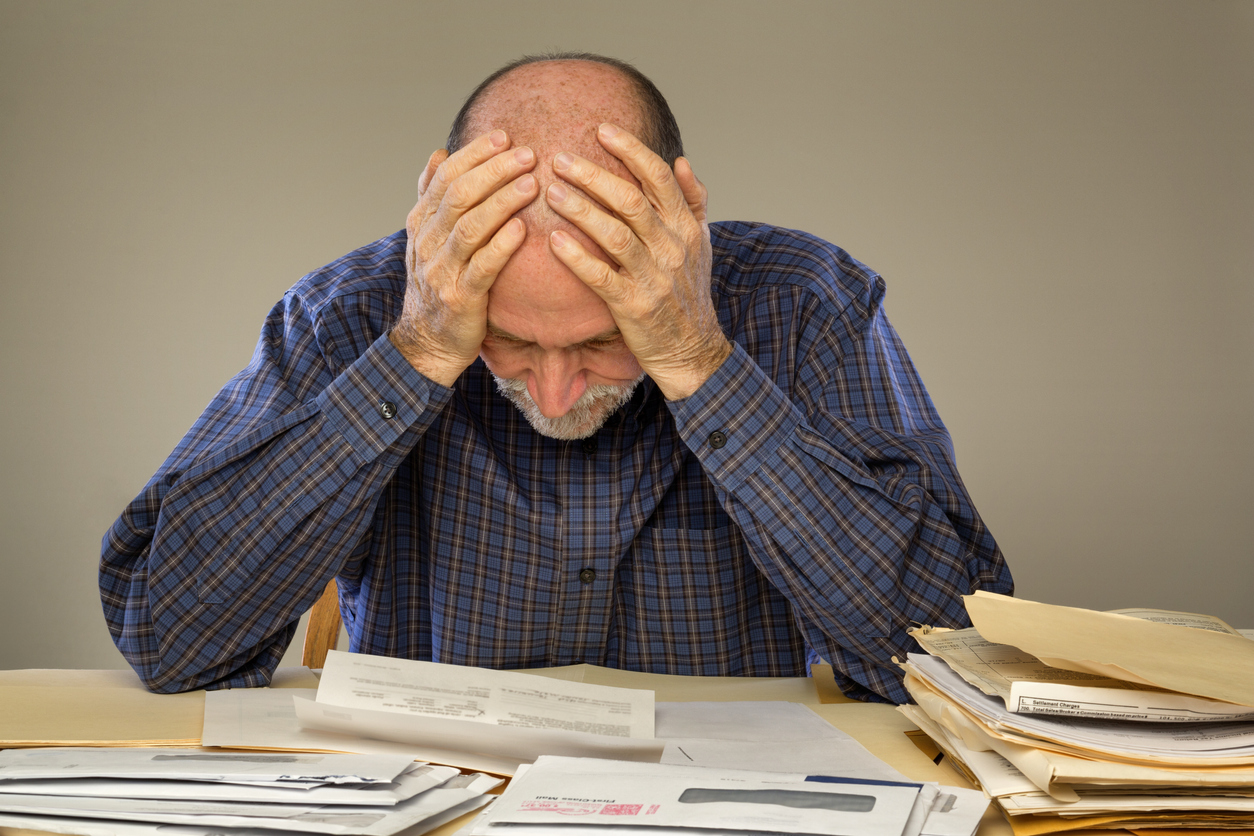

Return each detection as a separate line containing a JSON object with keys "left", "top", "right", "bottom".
{"left": 390, "top": 129, "right": 537, "bottom": 387}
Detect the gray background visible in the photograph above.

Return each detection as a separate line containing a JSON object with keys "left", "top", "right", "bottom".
{"left": 2, "top": 1, "right": 1250, "bottom": 674}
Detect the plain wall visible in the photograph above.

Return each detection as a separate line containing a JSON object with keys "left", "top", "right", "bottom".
{"left": 1, "top": 0, "right": 1250, "bottom": 674}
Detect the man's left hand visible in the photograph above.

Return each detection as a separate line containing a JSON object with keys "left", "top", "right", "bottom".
{"left": 545, "top": 123, "right": 732, "bottom": 401}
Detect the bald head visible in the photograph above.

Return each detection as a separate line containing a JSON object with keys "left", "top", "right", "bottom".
{"left": 448, "top": 52, "right": 682, "bottom": 164}
{"left": 463, "top": 60, "right": 646, "bottom": 241}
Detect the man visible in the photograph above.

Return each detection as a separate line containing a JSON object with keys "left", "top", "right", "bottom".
{"left": 100, "top": 53, "right": 1012, "bottom": 703}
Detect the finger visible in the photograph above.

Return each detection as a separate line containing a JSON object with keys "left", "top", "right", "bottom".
{"left": 408, "top": 149, "right": 449, "bottom": 241}
{"left": 673, "top": 157, "right": 708, "bottom": 224}
{"left": 546, "top": 180, "right": 653, "bottom": 277}
{"left": 423, "top": 129, "right": 513, "bottom": 211}
{"left": 416, "top": 149, "right": 448, "bottom": 197}
{"left": 595, "top": 122, "right": 689, "bottom": 221}
{"left": 425, "top": 143, "right": 536, "bottom": 245}
{"left": 443, "top": 172, "right": 538, "bottom": 263}
{"left": 548, "top": 228, "right": 627, "bottom": 303}
{"left": 460, "top": 217, "right": 527, "bottom": 297}
{"left": 553, "top": 149, "right": 659, "bottom": 231}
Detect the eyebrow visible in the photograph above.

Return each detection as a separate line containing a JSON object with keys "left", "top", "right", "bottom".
{"left": 486, "top": 322, "right": 622, "bottom": 348}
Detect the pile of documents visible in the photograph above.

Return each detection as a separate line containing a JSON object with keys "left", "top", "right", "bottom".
{"left": 0, "top": 747, "right": 500, "bottom": 835}
{"left": 899, "top": 591, "right": 1254, "bottom": 833}
{"left": 200, "top": 652, "right": 990, "bottom": 836}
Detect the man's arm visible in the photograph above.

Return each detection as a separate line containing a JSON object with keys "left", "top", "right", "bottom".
{"left": 100, "top": 131, "right": 538, "bottom": 693}
{"left": 666, "top": 235, "right": 1012, "bottom": 702}
{"left": 99, "top": 287, "right": 452, "bottom": 693}
{"left": 544, "top": 129, "right": 1011, "bottom": 702}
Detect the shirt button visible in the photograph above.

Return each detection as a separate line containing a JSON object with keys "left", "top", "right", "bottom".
{"left": 578, "top": 567, "right": 597, "bottom": 585}
{"left": 379, "top": 401, "right": 397, "bottom": 420}
{"left": 707, "top": 430, "right": 727, "bottom": 449}
{"left": 582, "top": 439, "right": 598, "bottom": 456}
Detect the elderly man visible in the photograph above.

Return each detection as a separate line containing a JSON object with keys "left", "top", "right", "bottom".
{"left": 101, "top": 53, "right": 1012, "bottom": 703}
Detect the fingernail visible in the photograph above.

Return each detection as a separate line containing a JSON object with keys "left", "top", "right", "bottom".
{"left": 551, "top": 230, "right": 569, "bottom": 248}
{"left": 599, "top": 123, "right": 620, "bottom": 138}
{"left": 514, "top": 146, "right": 533, "bottom": 164}
{"left": 548, "top": 182, "right": 568, "bottom": 202}
{"left": 516, "top": 174, "right": 535, "bottom": 192}
{"left": 490, "top": 130, "right": 507, "bottom": 148}
{"left": 553, "top": 151, "right": 574, "bottom": 171}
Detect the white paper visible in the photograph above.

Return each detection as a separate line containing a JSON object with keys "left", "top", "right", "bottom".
{"left": 0, "top": 762, "right": 458, "bottom": 805}
{"left": 203, "top": 686, "right": 522, "bottom": 775}
{"left": 318, "top": 651, "right": 654, "bottom": 737}
{"left": 0, "top": 772, "right": 501, "bottom": 836}
{"left": 998, "top": 791, "right": 1254, "bottom": 815}
{"left": 911, "top": 627, "right": 1254, "bottom": 722}
{"left": 897, "top": 704, "right": 1040, "bottom": 799}
{"left": 298, "top": 652, "right": 664, "bottom": 768}
{"left": 916, "top": 785, "right": 991, "bottom": 836}
{"left": 0, "top": 747, "right": 414, "bottom": 784}
{"left": 296, "top": 696, "right": 664, "bottom": 770}
{"left": 475, "top": 756, "right": 923, "bottom": 836}
{"left": 655, "top": 701, "right": 840, "bottom": 742}
{"left": 908, "top": 654, "right": 1254, "bottom": 761}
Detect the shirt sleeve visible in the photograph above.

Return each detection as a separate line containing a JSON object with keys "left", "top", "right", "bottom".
{"left": 99, "top": 289, "right": 452, "bottom": 693}
{"left": 667, "top": 277, "right": 1012, "bottom": 704}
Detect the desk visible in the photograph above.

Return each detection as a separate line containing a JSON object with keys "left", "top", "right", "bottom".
{"left": 0, "top": 665, "right": 1017, "bottom": 836}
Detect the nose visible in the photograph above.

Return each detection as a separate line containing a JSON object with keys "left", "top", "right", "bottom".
{"left": 527, "top": 351, "right": 587, "bottom": 418}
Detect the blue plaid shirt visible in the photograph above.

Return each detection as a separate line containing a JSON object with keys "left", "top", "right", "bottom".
{"left": 100, "top": 221, "right": 1012, "bottom": 703}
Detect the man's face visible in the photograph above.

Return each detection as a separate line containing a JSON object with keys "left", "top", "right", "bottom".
{"left": 470, "top": 60, "right": 653, "bottom": 439}
{"left": 480, "top": 235, "right": 644, "bottom": 440}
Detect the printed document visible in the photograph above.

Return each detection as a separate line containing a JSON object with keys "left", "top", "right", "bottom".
{"left": 910, "top": 626, "right": 1254, "bottom": 722}
{"left": 905, "top": 654, "right": 1254, "bottom": 764}
{"left": 0, "top": 772, "right": 500, "bottom": 836}
{"left": 295, "top": 651, "right": 663, "bottom": 767}
{"left": 963, "top": 592, "right": 1254, "bottom": 706}
{"left": 0, "top": 747, "right": 414, "bottom": 784}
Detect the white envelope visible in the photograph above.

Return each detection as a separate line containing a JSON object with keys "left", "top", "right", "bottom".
{"left": 475, "top": 756, "right": 925, "bottom": 836}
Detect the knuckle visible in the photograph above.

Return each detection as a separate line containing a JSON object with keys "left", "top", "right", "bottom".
{"left": 450, "top": 214, "right": 484, "bottom": 253}
{"left": 605, "top": 224, "right": 636, "bottom": 255}
{"left": 619, "top": 188, "right": 648, "bottom": 218}
{"left": 444, "top": 180, "right": 474, "bottom": 212}
{"left": 433, "top": 162, "right": 455, "bottom": 190}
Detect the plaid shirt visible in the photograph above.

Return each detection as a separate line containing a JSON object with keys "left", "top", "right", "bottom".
{"left": 100, "top": 221, "right": 1012, "bottom": 703}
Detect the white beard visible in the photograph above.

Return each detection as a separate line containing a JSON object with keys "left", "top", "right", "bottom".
{"left": 492, "top": 372, "right": 644, "bottom": 440}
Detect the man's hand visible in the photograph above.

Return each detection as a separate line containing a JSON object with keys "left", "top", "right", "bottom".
{"left": 390, "top": 130, "right": 538, "bottom": 387}
{"left": 544, "top": 123, "right": 732, "bottom": 401}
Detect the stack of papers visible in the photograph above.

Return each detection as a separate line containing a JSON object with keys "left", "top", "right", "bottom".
{"left": 286, "top": 651, "right": 664, "bottom": 774}
{"left": 899, "top": 592, "right": 1254, "bottom": 834}
{"left": 0, "top": 747, "right": 500, "bottom": 836}
{"left": 458, "top": 755, "right": 985, "bottom": 836}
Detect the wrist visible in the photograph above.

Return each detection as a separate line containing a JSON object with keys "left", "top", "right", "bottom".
{"left": 387, "top": 324, "right": 468, "bottom": 389}
{"left": 654, "top": 336, "right": 733, "bottom": 401}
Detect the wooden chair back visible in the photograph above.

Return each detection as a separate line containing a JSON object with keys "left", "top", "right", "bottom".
{"left": 301, "top": 577, "right": 342, "bottom": 669}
